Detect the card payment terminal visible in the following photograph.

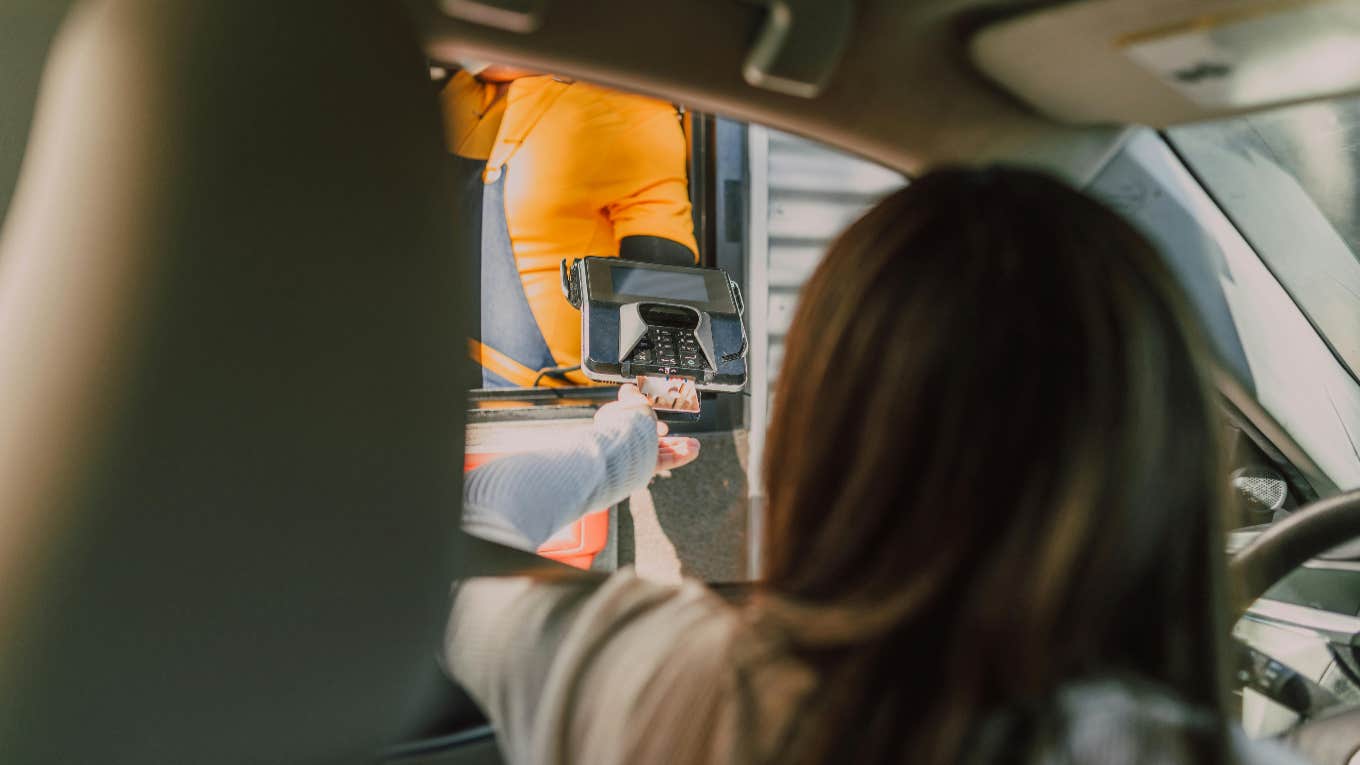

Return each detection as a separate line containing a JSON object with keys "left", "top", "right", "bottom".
{"left": 560, "top": 257, "right": 748, "bottom": 393}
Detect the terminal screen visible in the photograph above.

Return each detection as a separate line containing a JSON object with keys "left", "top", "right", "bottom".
{"left": 611, "top": 264, "right": 710, "bottom": 302}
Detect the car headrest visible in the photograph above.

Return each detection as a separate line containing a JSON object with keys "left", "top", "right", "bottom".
{"left": 0, "top": 2, "right": 465, "bottom": 762}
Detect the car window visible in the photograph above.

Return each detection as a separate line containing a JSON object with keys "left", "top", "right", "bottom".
{"left": 443, "top": 67, "right": 905, "bottom": 582}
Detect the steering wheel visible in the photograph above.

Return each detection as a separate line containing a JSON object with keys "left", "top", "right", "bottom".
{"left": 1230, "top": 488, "right": 1360, "bottom": 765}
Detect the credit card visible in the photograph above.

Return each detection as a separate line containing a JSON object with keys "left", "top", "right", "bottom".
{"left": 637, "top": 375, "right": 700, "bottom": 415}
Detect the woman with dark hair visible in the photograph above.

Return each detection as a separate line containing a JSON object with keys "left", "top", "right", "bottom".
{"left": 448, "top": 167, "right": 1299, "bottom": 764}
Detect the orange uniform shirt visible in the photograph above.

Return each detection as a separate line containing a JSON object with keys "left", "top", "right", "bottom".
{"left": 443, "top": 72, "right": 698, "bottom": 379}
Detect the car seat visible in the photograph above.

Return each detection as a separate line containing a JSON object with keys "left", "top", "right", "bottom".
{"left": 0, "top": 2, "right": 466, "bottom": 762}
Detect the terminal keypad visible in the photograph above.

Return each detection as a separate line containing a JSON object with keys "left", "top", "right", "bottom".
{"left": 628, "top": 327, "right": 706, "bottom": 370}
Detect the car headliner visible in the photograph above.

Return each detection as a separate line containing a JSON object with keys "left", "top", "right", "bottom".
{"left": 409, "top": 0, "right": 1127, "bottom": 184}
{"left": 408, "top": 0, "right": 1360, "bottom": 185}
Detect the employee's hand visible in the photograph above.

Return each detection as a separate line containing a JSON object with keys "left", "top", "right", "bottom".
{"left": 604, "top": 384, "right": 700, "bottom": 474}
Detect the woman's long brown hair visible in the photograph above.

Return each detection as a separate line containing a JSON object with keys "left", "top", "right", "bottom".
{"left": 759, "top": 167, "right": 1230, "bottom": 764}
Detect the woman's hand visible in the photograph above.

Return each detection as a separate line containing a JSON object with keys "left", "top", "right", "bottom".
{"left": 654, "top": 419, "right": 700, "bottom": 474}
{"left": 599, "top": 384, "right": 701, "bottom": 474}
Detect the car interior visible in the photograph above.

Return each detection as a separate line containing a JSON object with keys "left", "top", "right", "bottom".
{"left": 4, "top": 1, "right": 1360, "bottom": 763}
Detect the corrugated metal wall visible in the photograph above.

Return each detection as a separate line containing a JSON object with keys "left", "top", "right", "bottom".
{"left": 756, "top": 128, "right": 906, "bottom": 390}
{"left": 743, "top": 127, "right": 905, "bottom": 577}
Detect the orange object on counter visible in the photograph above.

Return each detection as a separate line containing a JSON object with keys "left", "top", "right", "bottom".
{"left": 463, "top": 451, "right": 609, "bottom": 570}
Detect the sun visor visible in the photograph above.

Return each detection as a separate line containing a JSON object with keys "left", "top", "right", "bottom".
{"left": 971, "top": 0, "right": 1360, "bottom": 127}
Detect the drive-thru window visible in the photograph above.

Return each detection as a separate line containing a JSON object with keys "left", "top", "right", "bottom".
{"left": 446, "top": 69, "right": 903, "bottom": 582}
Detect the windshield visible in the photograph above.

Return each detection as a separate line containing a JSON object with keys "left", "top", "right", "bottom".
{"left": 1158, "top": 97, "right": 1360, "bottom": 494}
{"left": 1167, "top": 96, "right": 1360, "bottom": 384}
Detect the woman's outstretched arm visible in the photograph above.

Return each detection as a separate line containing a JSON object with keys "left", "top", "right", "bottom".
{"left": 461, "top": 398, "right": 660, "bottom": 551}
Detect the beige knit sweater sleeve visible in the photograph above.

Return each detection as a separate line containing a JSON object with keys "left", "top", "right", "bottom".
{"left": 445, "top": 571, "right": 744, "bottom": 765}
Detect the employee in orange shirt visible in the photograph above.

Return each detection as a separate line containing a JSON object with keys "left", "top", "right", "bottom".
{"left": 443, "top": 64, "right": 699, "bottom": 388}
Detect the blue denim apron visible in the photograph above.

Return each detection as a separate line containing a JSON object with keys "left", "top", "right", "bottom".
{"left": 450, "top": 150, "right": 559, "bottom": 389}
{"left": 476, "top": 167, "right": 559, "bottom": 387}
